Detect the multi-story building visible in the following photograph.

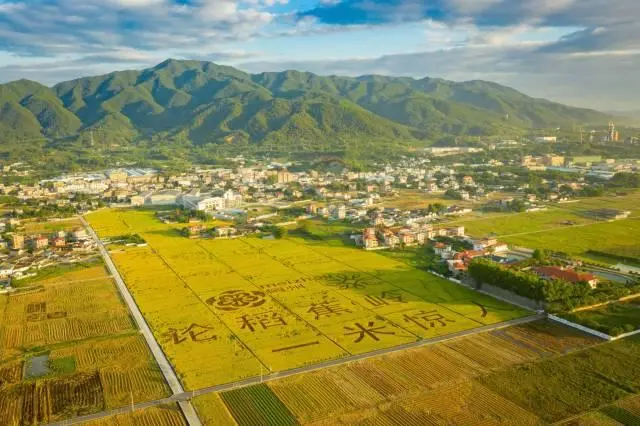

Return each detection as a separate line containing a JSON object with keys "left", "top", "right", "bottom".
{"left": 30, "top": 235, "right": 49, "bottom": 250}
{"left": 11, "top": 234, "right": 24, "bottom": 250}
{"left": 363, "top": 228, "right": 379, "bottom": 249}
{"left": 332, "top": 205, "right": 346, "bottom": 220}
{"left": 542, "top": 155, "right": 565, "bottom": 167}
{"left": 277, "top": 170, "right": 295, "bottom": 184}
{"left": 71, "top": 228, "right": 88, "bottom": 241}
{"left": 107, "top": 169, "right": 128, "bottom": 183}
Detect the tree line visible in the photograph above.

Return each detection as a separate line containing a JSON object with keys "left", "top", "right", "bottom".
{"left": 468, "top": 259, "right": 640, "bottom": 312}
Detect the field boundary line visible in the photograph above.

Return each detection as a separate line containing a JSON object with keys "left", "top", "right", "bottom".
{"left": 547, "top": 314, "right": 612, "bottom": 340}
{"left": 81, "top": 216, "right": 202, "bottom": 426}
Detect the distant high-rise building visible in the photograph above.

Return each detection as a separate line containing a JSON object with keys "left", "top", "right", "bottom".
{"left": 607, "top": 121, "right": 618, "bottom": 142}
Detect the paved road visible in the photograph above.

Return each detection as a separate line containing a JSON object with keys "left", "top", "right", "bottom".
{"left": 48, "top": 309, "right": 544, "bottom": 425}
{"left": 80, "top": 217, "right": 202, "bottom": 426}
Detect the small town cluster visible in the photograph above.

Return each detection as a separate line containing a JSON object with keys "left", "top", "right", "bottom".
{"left": 0, "top": 222, "right": 96, "bottom": 286}
{"left": 1, "top": 148, "right": 637, "bottom": 289}
{"left": 1, "top": 148, "right": 637, "bottom": 213}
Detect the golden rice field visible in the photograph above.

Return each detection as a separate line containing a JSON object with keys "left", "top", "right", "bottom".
{"left": 22, "top": 217, "right": 82, "bottom": 234}
{"left": 0, "top": 262, "right": 171, "bottom": 425}
{"left": 0, "top": 275, "right": 134, "bottom": 360}
{"left": 327, "top": 380, "right": 542, "bottom": 425}
{"left": 50, "top": 334, "right": 170, "bottom": 408}
{"left": 87, "top": 208, "right": 530, "bottom": 390}
{"left": 83, "top": 404, "right": 187, "bottom": 426}
{"left": 264, "top": 320, "right": 595, "bottom": 424}
{"left": 192, "top": 393, "right": 237, "bottom": 426}
{"left": 196, "top": 320, "right": 598, "bottom": 425}
{"left": 34, "top": 265, "right": 110, "bottom": 286}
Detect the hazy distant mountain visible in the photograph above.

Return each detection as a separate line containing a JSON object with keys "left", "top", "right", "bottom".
{"left": 608, "top": 110, "right": 640, "bottom": 123}
{"left": 0, "top": 59, "right": 613, "bottom": 147}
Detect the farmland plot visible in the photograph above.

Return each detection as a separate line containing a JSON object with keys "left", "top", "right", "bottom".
{"left": 84, "top": 404, "right": 187, "bottom": 426}
{"left": 87, "top": 209, "right": 529, "bottom": 390}
{"left": 0, "top": 259, "right": 171, "bottom": 424}
{"left": 0, "top": 278, "right": 134, "bottom": 358}
{"left": 215, "top": 320, "right": 599, "bottom": 425}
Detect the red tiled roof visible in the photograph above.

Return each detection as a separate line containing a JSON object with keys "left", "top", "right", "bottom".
{"left": 454, "top": 250, "right": 485, "bottom": 260}
{"left": 534, "top": 266, "right": 596, "bottom": 283}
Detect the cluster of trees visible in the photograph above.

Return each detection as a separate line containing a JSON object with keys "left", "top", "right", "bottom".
{"left": 110, "top": 234, "right": 146, "bottom": 245}
{"left": 607, "top": 173, "right": 640, "bottom": 189}
{"left": 260, "top": 225, "right": 287, "bottom": 239}
{"left": 12, "top": 204, "right": 80, "bottom": 219}
{"left": 468, "top": 259, "right": 640, "bottom": 312}
{"left": 562, "top": 307, "right": 637, "bottom": 337}
{"left": 159, "top": 208, "right": 208, "bottom": 223}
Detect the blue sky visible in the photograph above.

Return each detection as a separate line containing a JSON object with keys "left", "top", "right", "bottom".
{"left": 0, "top": 0, "right": 638, "bottom": 110}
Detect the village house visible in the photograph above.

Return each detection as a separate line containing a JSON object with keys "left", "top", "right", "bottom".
{"left": 214, "top": 227, "right": 237, "bottom": 238}
{"left": 186, "top": 224, "right": 207, "bottom": 238}
{"left": 473, "top": 238, "right": 498, "bottom": 251}
{"left": 363, "top": 228, "right": 379, "bottom": 249}
{"left": 71, "top": 228, "right": 88, "bottom": 241}
{"left": 30, "top": 235, "right": 49, "bottom": 251}
{"left": 533, "top": 266, "right": 600, "bottom": 289}
{"left": 381, "top": 230, "right": 400, "bottom": 248}
{"left": 332, "top": 205, "right": 346, "bottom": 220}
{"left": 398, "top": 229, "right": 416, "bottom": 246}
{"left": 447, "top": 249, "right": 486, "bottom": 274}
{"left": 433, "top": 242, "right": 454, "bottom": 259}
{"left": 51, "top": 237, "right": 66, "bottom": 248}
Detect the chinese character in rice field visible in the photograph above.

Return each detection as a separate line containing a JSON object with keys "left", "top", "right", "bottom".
{"left": 166, "top": 324, "right": 218, "bottom": 344}
{"left": 206, "top": 290, "right": 267, "bottom": 311}
{"left": 403, "top": 310, "right": 455, "bottom": 330}
{"left": 26, "top": 313, "right": 47, "bottom": 322}
{"left": 364, "top": 290, "right": 407, "bottom": 307}
{"left": 344, "top": 321, "right": 396, "bottom": 343}
{"left": 307, "top": 298, "right": 352, "bottom": 320}
{"left": 25, "top": 301, "right": 67, "bottom": 322}
{"left": 237, "top": 311, "right": 287, "bottom": 332}
{"left": 324, "top": 273, "right": 373, "bottom": 289}
{"left": 46, "top": 311, "right": 67, "bottom": 320}
{"left": 26, "top": 302, "right": 46, "bottom": 314}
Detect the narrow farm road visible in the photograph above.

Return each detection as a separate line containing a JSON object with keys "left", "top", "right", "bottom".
{"left": 79, "top": 216, "right": 202, "bottom": 426}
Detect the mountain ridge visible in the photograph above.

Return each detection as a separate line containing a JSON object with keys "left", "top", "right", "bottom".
{"left": 0, "top": 58, "right": 614, "bottom": 147}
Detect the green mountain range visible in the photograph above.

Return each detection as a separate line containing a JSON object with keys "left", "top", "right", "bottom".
{"left": 0, "top": 59, "right": 613, "bottom": 148}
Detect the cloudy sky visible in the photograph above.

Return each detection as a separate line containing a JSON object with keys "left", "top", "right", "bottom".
{"left": 0, "top": 0, "right": 638, "bottom": 110}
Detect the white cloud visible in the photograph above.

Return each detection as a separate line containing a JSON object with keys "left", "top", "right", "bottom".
{"left": 107, "top": 0, "right": 165, "bottom": 8}
{"left": 239, "top": 36, "right": 640, "bottom": 111}
{"left": 0, "top": 2, "right": 24, "bottom": 13}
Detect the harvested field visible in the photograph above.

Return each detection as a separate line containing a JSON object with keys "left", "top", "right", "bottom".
{"left": 84, "top": 404, "right": 187, "bottom": 426}
{"left": 0, "top": 264, "right": 170, "bottom": 425}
